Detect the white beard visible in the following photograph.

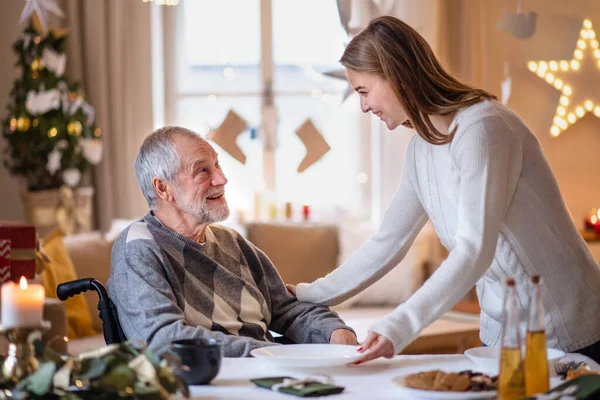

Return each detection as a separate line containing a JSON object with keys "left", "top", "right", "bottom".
{"left": 174, "top": 186, "right": 230, "bottom": 223}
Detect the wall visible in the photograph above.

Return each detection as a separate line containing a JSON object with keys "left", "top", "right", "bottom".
{"left": 484, "top": 0, "right": 600, "bottom": 258}
{"left": 0, "top": 1, "right": 27, "bottom": 221}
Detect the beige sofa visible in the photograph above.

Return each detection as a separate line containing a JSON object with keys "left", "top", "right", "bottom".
{"left": 59, "top": 222, "right": 480, "bottom": 355}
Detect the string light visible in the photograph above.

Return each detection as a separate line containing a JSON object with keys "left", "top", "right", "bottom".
{"left": 529, "top": 19, "right": 600, "bottom": 136}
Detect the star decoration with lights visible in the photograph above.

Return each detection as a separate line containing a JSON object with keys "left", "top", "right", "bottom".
{"left": 527, "top": 18, "right": 600, "bottom": 137}
{"left": 19, "top": 0, "right": 64, "bottom": 34}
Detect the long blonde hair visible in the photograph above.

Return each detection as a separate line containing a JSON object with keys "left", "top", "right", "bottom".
{"left": 340, "top": 16, "right": 496, "bottom": 145}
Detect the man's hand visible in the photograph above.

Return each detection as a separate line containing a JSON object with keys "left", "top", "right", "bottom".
{"left": 353, "top": 331, "right": 395, "bottom": 364}
{"left": 285, "top": 284, "right": 296, "bottom": 296}
{"left": 330, "top": 329, "right": 359, "bottom": 345}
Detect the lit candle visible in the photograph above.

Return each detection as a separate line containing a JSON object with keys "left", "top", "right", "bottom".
{"left": 584, "top": 208, "right": 598, "bottom": 231}
{"left": 1, "top": 276, "right": 45, "bottom": 328}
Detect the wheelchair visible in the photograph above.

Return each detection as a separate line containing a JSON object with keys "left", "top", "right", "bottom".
{"left": 57, "top": 278, "right": 294, "bottom": 346}
{"left": 57, "top": 278, "right": 127, "bottom": 345}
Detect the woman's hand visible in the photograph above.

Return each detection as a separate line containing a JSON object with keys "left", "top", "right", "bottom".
{"left": 286, "top": 284, "right": 297, "bottom": 296}
{"left": 353, "top": 331, "right": 395, "bottom": 364}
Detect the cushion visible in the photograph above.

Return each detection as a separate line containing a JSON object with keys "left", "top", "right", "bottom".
{"left": 334, "top": 217, "right": 431, "bottom": 308}
{"left": 40, "top": 229, "right": 97, "bottom": 338}
{"left": 62, "top": 231, "right": 113, "bottom": 332}
{"left": 246, "top": 222, "right": 339, "bottom": 285}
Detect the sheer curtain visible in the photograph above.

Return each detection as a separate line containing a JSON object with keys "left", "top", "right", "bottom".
{"left": 59, "top": 0, "right": 154, "bottom": 230}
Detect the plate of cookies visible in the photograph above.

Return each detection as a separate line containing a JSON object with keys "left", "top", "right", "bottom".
{"left": 393, "top": 369, "right": 498, "bottom": 399}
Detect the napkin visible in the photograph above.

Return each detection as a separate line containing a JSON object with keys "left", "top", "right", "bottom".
{"left": 251, "top": 376, "right": 345, "bottom": 397}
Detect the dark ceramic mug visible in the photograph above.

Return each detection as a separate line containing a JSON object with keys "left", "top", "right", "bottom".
{"left": 170, "top": 338, "right": 222, "bottom": 385}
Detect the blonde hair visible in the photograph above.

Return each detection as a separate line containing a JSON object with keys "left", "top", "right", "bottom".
{"left": 340, "top": 16, "right": 496, "bottom": 145}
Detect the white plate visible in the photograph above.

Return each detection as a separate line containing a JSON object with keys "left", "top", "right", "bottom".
{"left": 250, "top": 344, "right": 362, "bottom": 367}
{"left": 392, "top": 375, "right": 497, "bottom": 399}
{"left": 464, "top": 346, "right": 565, "bottom": 374}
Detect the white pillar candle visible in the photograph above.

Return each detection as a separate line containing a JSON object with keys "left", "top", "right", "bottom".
{"left": 1, "top": 276, "right": 45, "bottom": 329}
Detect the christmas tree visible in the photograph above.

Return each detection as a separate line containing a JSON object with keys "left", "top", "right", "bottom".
{"left": 1, "top": 15, "right": 102, "bottom": 191}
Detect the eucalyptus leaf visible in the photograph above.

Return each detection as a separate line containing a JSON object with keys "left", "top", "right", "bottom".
{"left": 16, "top": 362, "right": 56, "bottom": 396}
{"left": 78, "top": 358, "right": 107, "bottom": 380}
{"left": 99, "top": 365, "right": 136, "bottom": 391}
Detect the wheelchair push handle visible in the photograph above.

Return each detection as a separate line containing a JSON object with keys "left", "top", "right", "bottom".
{"left": 57, "top": 278, "right": 109, "bottom": 302}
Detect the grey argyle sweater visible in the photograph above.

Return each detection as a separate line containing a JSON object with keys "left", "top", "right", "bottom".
{"left": 108, "top": 212, "right": 352, "bottom": 357}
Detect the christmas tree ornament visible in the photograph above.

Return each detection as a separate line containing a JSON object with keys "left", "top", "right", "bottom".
{"left": 80, "top": 138, "right": 103, "bottom": 165}
{"left": 30, "top": 57, "right": 43, "bottom": 72}
{"left": 33, "top": 36, "right": 41, "bottom": 45}
{"left": 67, "top": 120, "right": 82, "bottom": 136}
{"left": 9, "top": 118, "right": 18, "bottom": 132}
{"left": 208, "top": 109, "right": 248, "bottom": 164}
{"left": 26, "top": 89, "right": 60, "bottom": 115}
{"left": 47, "top": 127, "right": 57, "bottom": 138}
{"left": 19, "top": 0, "right": 65, "bottom": 35}
{"left": 42, "top": 48, "right": 66, "bottom": 77}
{"left": 62, "top": 168, "right": 81, "bottom": 188}
{"left": 31, "top": 71, "right": 39, "bottom": 80}
{"left": 528, "top": 18, "right": 600, "bottom": 136}
{"left": 46, "top": 149, "right": 61, "bottom": 175}
{"left": 94, "top": 128, "right": 102, "bottom": 137}
{"left": 32, "top": 119, "right": 39, "bottom": 127}
{"left": 16, "top": 116, "right": 31, "bottom": 132}
{"left": 295, "top": 119, "right": 331, "bottom": 173}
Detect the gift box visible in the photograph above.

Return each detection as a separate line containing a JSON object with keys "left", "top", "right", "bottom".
{"left": 0, "top": 221, "right": 37, "bottom": 281}
{"left": 0, "top": 239, "right": 10, "bottom": 283}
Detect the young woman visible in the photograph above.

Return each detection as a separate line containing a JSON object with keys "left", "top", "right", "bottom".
{"left": 287, "top": 16, "right": 600, "bottom": 364}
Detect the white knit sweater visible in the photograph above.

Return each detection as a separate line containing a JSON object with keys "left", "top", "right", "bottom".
{"left": 297, "top": 100, "right": 600, "bottom": 353}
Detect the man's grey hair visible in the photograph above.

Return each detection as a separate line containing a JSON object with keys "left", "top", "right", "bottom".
{"left": 134, "top": 126, "right": 204, "bottom": 208}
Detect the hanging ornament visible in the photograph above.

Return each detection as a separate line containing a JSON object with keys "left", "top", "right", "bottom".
{"left": 47, "top": 127, "right": 58, "bottom": 138}
{"left": 9, "top": 118, "right": 18, "bottom": 132}
{"left": 16, "top": 116, "right": 31, "bottom": 131}
{"left": 19, "top": 0, "right": 65, "bottom": 35}
{"left": 527, "top": 18, "right": 600, "bottom": 137}
{"left": 295, "top": 119, "right": 331, "bottom": 173}
{"left": 31, "top": 56, "right": 44, "bottom": 72}
{"left": 497, "top": 0, "right": 537, "bottom": 40}
{"left": 80, "top": 138, "right": 103, "bottom": 165}
{"left": 67, "top": 120, "right": 82, "bottom": 136}
{"left": 500, "top": 61, "right": 512, "bottom": 105}
{"left": 62, "top": 168, "right": 81, "bottom": 187}
{"left": 32, "top": 118, "right": 39, "bottom": 127}
{"left": 207, "top": 110, "right": 248, "bottom": 164}
{"left": 42, "top": 48, "right": 66, "bottom": 76}
{"left": 46, "top": 148, "right": 62, "bottom": 175}
{"left": 81, "top": 103, "right": 95, "bottom": 125}
{"left": 26, "top": 89, "right": 60, "bottom": 115}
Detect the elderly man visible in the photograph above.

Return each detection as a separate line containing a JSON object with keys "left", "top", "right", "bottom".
{"left": 108, "top": 126, "right": 357, "bottom": 357}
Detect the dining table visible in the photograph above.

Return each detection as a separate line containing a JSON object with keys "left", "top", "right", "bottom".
{"left": 188, "top": 351, "right": 600, "bottom": 399}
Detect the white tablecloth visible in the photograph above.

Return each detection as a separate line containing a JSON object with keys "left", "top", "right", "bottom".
{"left": 188, "top": 353, "right": 600, "bottom": 399}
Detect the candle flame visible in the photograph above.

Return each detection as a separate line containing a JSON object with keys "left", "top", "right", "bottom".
{"left": 19, "top": 276, "right": 28, "bottom": 290}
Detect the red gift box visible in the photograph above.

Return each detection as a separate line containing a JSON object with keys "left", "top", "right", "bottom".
{"left": 0, "top": 221, "right": 36, "bottom": 281}
{"left": 0, "top": 239, "right": 10, "bottom": 283}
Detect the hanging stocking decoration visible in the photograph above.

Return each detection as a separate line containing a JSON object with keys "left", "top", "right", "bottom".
{"left": 208, "top": 110, "right": 248, "bottom": 165}
{"left": 295, "top": 119, "right": 331, "bottom": 173}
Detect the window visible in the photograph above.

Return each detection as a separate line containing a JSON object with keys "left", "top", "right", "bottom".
{"left": 164, "top": 0, "right": 366, "bottom": 217}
